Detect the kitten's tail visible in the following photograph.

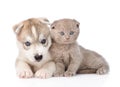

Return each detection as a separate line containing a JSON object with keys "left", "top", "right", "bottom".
{"left": 77, "top": 69, "right": 97, "bottom": 74}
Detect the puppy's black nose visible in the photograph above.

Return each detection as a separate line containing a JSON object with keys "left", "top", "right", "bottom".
{"left": 34, "top": 54, "right": 43, "bottom": 62}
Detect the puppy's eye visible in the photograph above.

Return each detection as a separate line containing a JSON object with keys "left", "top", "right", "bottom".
{"left": 60, "top": 32, "right": 65, "bottom": 36}
{"left": 41, "top": 39, "right": 46, "bottom": 44}
{"left": 25, "top": 41, "right": 31, "bottom": 46}
{"left": 70, "top": 31, "right": 74, "bottom": 35}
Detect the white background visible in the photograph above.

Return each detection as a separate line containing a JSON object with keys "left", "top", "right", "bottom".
{"left": 0, "top": 0, "right": 119, "bottom": 87}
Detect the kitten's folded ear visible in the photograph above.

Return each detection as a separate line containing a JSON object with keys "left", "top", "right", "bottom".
{"left": 13, "top": 23, "right": 24, "bottom": 35}
{"left": 73, "top": 19, "right": 80, "bottom": 28}
{"left": 51, "top": 24, "right": 55, "bottom": 29}
{"left": 51, "top": 20, "right": 58, "bottom": 29}
{"left": 38, "top": 17, "right": 50, "bottom": 25}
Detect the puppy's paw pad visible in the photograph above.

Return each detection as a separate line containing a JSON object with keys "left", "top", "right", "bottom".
{"left": 96, "top": 67, "right": 108, "bottom": 75}
{"left": 35, "top": 69, "right": 52, "bottom": 79}
{"left": 64, "top": 71, "right": 75, "bottom": 77}
{"left": 17, "top": 69, "right": 33, "bottom": 78}
{"left": 53, "top": 72, "right": 64, "bottom": 77}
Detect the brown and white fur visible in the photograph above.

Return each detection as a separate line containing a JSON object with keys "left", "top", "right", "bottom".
{"left": 50, "top": 19, "right": 109, "bottom": 77}
{"left": 13, "top": 18, "right": 56, "bottom": 79}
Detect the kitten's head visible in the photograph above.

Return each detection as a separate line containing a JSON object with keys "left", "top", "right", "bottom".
{"left": 50, "top": 19, "right": 80, "bottom": 44}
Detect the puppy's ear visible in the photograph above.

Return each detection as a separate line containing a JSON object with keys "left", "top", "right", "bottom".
{"left": 73, "top": 19, "right": 80, "bottom": 28}
{"left": 38, "top": 17, "right": 50, "bottom": 25}
{"left": 13, "top": 23, "right": 24, "bottom": 35}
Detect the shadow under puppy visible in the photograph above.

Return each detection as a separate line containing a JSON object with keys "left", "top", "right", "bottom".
{"left": 50, "top": 19, "right": 109, "bottom": 77}
{"left": 13, "top": 18, "right": 56, "bottom": 79}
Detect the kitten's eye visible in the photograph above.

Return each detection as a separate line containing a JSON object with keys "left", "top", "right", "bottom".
{"left": 60, "top": 32, "right": 65, "bottom": 36}
{"left": 70, "top": 31, "right": 74, "bottom": 35}
{"left": 41, "top": 39, "right": 46, "bottom": 44}
{"left": 25, "top": 41, "right": 31, "bottom": 46}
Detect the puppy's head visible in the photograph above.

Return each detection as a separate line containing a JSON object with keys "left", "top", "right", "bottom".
{"left": 13, "top": 18, "right": 51, "bottom": 62}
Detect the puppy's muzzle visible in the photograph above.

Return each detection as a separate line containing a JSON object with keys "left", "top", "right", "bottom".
{"left": 34, "top": 54, "right": 43, "bottom": 62}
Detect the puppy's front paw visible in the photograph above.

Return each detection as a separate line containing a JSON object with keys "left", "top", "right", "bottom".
{"left": 35, "top": 69, "right": 52, "bottom": 79}
{"left": 96, "top": 67, "right": 108, "bottom": 75}
{"left": 53, "top": 72, "right": 64, "bottom": 77}
{"left": 64, "top": 71, "right": 76, "bottom": 77}
{"left": 16, "top": 69, "right": 33, "bottom": 78}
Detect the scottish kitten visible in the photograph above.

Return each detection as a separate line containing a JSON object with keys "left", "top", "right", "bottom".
{"left": 50, "top": 19, "right": 109, "bottom": 77}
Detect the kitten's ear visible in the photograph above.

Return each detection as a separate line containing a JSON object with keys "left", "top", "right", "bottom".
{"left": 73, "top": 19, "right": 80, "bottom": 28}
{"left": 51, "top": 21, "right": 58, "bottom": 29}
{"left": 13, "top": 23, "right": 24, "bottom": 35}
{"left": 51, "top": 24, "right": 55, "bottom": 29}
{"left": 38, "top": 17, "right": 50, "bottom": 25}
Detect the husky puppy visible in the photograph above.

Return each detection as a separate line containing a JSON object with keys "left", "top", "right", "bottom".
{"left": 13, "top": 18, "right": 56, "bottom": 79}
{"left": 50, "top": 19, "right": 109, "bottom": 77}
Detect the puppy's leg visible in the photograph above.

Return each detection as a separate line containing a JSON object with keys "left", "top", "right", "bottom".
{"left": 35, "top": 61, "right": 56, "bottom": 79}
{"left": 15, "top": 59, "right": 33, "bottom": 78}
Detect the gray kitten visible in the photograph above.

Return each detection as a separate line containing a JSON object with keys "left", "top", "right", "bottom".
{"left": 50, "top": 19, "right": 109, "bottom": 77}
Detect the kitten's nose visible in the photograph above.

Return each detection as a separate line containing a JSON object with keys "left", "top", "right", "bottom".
{"left": 34, "top": 54, "right": 43, "bottom": 62}
{"left": 66, "top": 37, "right": 70, "bottom": 40}
{"left": 66, "top": 36, "right": 70, "bottom": 40}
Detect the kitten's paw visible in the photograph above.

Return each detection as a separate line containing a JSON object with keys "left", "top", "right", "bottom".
{"left": 96, "top": 67, "right": 108, "bottom": 75}
{"left": 53, "top": 72, "right": 64, "bottom": 77}
{"left": 64, "top": 71, "right": 76, "bottom": 77}
{"left": 35, "top": 69, "right": 52, "bottom": 79}
{"left": 16, "top": 69, "right": 33, "bottom": 78}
